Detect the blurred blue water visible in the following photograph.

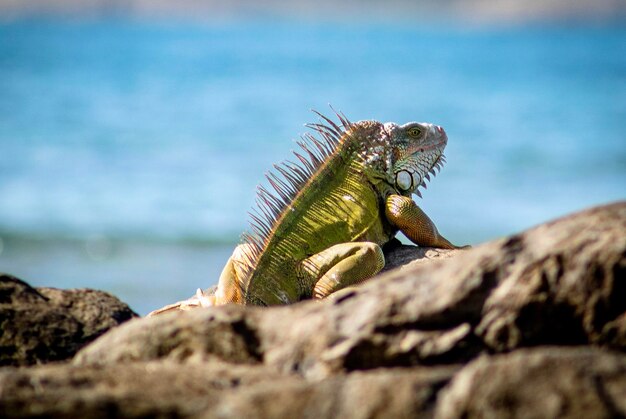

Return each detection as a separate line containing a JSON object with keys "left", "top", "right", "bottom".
{"left": 0, "top": 19, "right": 624, "bottom": 314}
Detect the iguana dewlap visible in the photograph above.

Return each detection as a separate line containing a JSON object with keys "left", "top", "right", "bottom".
{"left": 149, "top": 111, "right": 463, "bottom": 315}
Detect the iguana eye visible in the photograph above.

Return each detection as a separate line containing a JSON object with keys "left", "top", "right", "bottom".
{"left": 395, "top": 170, "right": 413, "bottom": 191}
{"left": 407, "top": 127, "right": 422, "bottom": 138}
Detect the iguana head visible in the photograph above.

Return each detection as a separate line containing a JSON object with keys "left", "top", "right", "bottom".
{"left": 305, "top": 112, "right": 447, "bottom": 198}
{"left": 383, "top": 122, "right": 447, "bottom": 196}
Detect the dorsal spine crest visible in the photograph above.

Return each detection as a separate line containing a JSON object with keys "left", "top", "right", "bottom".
{"left": 238, "top": 111, "right": 357, "bottom": 288}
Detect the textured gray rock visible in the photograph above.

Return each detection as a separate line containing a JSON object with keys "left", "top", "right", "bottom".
{"left": 74, "top": 305, "right": 263, "bottom": 366}
{"left": 435, "top": 347, "right": 626, "bottom": 419}
{"left": 0, "top": 360, "right": 278, "bottom": 418}
{"left": 210, "top": 365, "right": 459, "bottom": 419}
{"left": 76, "top": 202, "right": 626, "bottom": 377}
{"left": 0, "top": 202, "right": 624, "bottom": 418}
{"left": 0, "top": 274, "right": 137, "bottom": 366}
{"left": 0, "top": 359, "right": 458, "bottom": 419}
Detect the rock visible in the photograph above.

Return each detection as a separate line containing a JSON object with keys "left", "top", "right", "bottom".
{"left": 1, "top": 202, "right": 624, "bottom": 418}
{"left": 435, "top": 347, "right": 626, "bottom": 419}
{"left": 381, "top": 238, "right": 461, "bottom": 273}
{"left": 210, "top": 365, "right": 458, "bottom": 419}
{"left": 474, "top": 202, "right": 626, "bottom": 352}
{"left": 76, "top": 202, "right": 626, "bottom": 377}
{"left": 0, "top": 360, "right": 280, "bottom": 418}
{"left": 601, "top": 312, "right": 626, "bottom": 350}
{"left": 76, "top": 305, "right": 263, "bottom": 366}
{"left": 0, "top": 360, "right": 458, "bottom": 419}
{"left": 0, "top": 274, "right": 137, "bottom": 366}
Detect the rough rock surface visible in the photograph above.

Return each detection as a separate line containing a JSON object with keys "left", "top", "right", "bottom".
{"left": 0, "top": 360, "right": 459, "bottom": 418}
{"left": 0, "top": 274, "right": 137, "bottom": 366}
{"left": 0, "top": 360, "right": 280, "bottom": 418}
{"left": 0, "top": 202, "right": 624, "bottom": 418}
{"left": 75, "top": 202, "right": 626, "bottom": 375}
{"left": 435, "top": 347, "right": 626, "bottom": 419}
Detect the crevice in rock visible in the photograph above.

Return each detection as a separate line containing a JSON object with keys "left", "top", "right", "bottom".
{"left": 593, "top": 374, "right": 626, "bottom": 419}
{"left": 341, "top": 328, "right": 484, "bottom": 371}
{"left": 332, "top": 290, "right": 358, "bottom": 304}
{"left": 516, "top": 300, "right": 587, "bottom": 346}
{"left": 605, "top": 250, "right": 626, "bottom": 323}
{"left": 230, "top": 319, "right": 263, "bottom": 362}
{"left": 502, "top": 234, "right": 524, "bottom": 258}
{"left": 411, "top": 267, "right": 501, "bottom": 331}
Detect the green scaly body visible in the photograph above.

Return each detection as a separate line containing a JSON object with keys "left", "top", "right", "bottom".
{"left": 245, "top": 122, "right": 397, "bottom": 305}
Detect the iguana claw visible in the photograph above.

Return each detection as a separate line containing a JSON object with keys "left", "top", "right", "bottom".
{"left": 196, "top": 288, "right": 215, "bottom": 307}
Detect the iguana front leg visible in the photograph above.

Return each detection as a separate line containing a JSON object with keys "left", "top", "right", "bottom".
{"left": 385, "top": 194, "right": 461, "bottom": 249}
{"left": 298, "top": 242, "right": 385, "bottom": 299}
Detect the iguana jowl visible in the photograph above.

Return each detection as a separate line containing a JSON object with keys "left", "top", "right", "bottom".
{"left": 150, "top": 111, "right": 462, "bottom": 314}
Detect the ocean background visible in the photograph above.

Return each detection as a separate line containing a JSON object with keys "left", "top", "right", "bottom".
{"left": 0, "top": 19, "right": 624, "bottom": 315}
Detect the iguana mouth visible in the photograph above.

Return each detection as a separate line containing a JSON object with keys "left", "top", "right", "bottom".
{"left": 418, "top": 140, "right": 447, "bottom": 153}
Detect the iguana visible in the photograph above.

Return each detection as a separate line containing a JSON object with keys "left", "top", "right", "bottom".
{"left": 149, "top": 111, "right": 463, "bottom": 315}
